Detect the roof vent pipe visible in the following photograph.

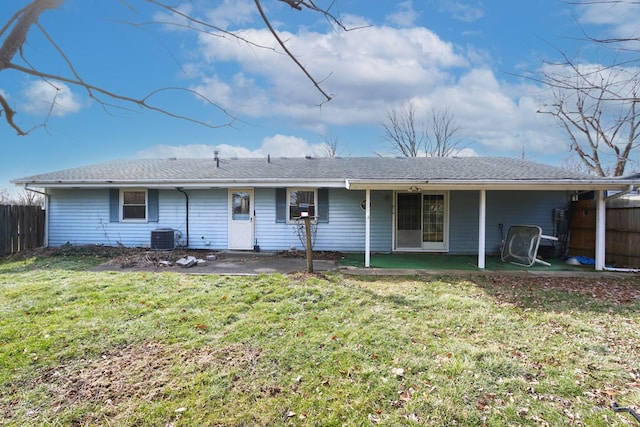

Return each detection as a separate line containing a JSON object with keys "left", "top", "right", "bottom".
{"left": 214, "top": 150, "right": 220, "bottom": 168}
{"left": 268, "top": 154, "right": 271, "bottom": 163}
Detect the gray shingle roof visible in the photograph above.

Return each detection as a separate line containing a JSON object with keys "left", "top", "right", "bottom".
{"left": 13, "top": 156, "right": 585, "bottom": 180}
{"left": 13, "top": 156, "right": 633, "bottom": 189}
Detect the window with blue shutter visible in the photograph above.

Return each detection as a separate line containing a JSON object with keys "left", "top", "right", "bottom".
{"left": 109, "top": 189, "right": 158, "bottom": 223}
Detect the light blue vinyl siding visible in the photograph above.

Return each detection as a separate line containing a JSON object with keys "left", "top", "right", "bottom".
{"left": 47, "top": 188, "right": 226, "bottom": 248}
{"left": 184, "top": 189, "right": 227, "bottom": 250}
{"left": 448, "top": 190, "right": 571, "bottom": 255}
{"left": 254, "top": 189, "right": 392, "bottom": 252}
{"left": 48, "top": 189, "right": 170, "bottom": 247}
{"left": 47, "top": 187, "right": 569, "bottom": 253}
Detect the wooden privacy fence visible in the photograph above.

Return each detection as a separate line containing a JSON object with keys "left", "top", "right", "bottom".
{"left": 569, "top": 198, "right": 640, "bottom": 268}
{"left": 0, "top": 205, "right": 46, "bottom": 256}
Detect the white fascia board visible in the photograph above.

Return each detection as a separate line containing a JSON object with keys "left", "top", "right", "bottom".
{"left": 15, "top": 179, "right": 346, "bottom": 189}
{"left": 345, "top": 178, "right": 640, "bottom": 191}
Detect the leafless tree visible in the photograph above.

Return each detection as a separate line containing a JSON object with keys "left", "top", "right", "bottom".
{"left": 382, "top": 102, "right": 464, "bottom": 157}
{"left": 538, "top": 65, "right": 640, "bottom": 176}
{"left": 0, "top": 188, "right": 43, "bottom": 205}
{"left": 318, "top": 136, "right": 346, "bottom": 157}
{"left": 0, "top": 189, "right": 11, "bottom": 205}
{"left": 17, "top": 189, "right": 45, "bottom": 206}
{"left": 0, "top": 1, "right": 350, "bottom": 136}
{"left": 534, "top": 1, "right": 640, "bottom": 176}
{"left": 428, "top": 108, "right": 464, "bottom": 157}
{"left": 382, "top": 102, "right": 425, "bottom": 157}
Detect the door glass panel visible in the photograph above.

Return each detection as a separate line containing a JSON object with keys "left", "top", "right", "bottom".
{"left": 232, "top": 192, "right": 251, "bottom": 221}
{"left": 396, "top": 193, "right": 422, "bottom": 248}
{"left": 423, "top": 194, "right": 445, "bottom": 243}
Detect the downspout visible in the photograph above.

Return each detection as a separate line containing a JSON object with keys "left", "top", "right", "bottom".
{"left": 23, "top": 185, "right": 49, "bottom": 248}
{"left": 176, "top": 188, "right": 189, "bottom": 248}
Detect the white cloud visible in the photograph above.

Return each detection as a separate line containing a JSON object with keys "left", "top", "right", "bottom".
{"left": 179, "top": 7, "right": 583, "bottom": 159}
{"left": 386, "top": 1, "right": 420, "bottom": 27}
{"left": 204, "top": 0, "right": 256, "bottom": 30}
{"left": 438, "top": 1, "right": 485, "bottom": 23}
{"left": 20, "top": 80, "right": 84, "bottom": 117}
{"left": 135, "top": 134, "right": 326, "bottom": 159}
{"left": 577, "top": 1, "right": 640, "bottom": 40}
{"left": 152, "top": 0, "right": 256, "bottom": 32}
{"left": 189, "top": 24, "right": 467, "bottom": 129}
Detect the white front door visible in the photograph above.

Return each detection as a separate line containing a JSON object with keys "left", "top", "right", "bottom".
{"left": 228, "top": 189, "right": 254, "bottom": 250}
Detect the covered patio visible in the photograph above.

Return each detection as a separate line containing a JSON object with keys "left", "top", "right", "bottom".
{"left": 337, "top": 252, "right": 601, "bottom": 275}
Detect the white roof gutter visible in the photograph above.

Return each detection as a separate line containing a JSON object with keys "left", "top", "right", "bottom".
{"left": 12, "top": 179, "right": 346, "bottom": 189}
{"left": 345, "top": 178, "right": 640, "bottom": 191}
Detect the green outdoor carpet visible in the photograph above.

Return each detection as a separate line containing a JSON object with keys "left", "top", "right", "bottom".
{"left": 338, "top": 253, "right": 589, "bottom": 272}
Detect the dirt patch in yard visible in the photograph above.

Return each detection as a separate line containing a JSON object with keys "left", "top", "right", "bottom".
{"left": 33, "top": 342, "right": 262, "bottom": 422}
{"left": 11, "top": 245, "right": 343, "bottom": 272}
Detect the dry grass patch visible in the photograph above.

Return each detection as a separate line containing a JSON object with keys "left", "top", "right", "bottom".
{"left": 24, "top": 342, "right": 262, "bottom": 423}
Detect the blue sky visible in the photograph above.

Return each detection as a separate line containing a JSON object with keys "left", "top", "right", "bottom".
{"left": 2, "top": 0, "right": 639, "bottom": 194}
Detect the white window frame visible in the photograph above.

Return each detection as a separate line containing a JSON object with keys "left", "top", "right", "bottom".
{"left": 120, "top": 189, "right": 148, "bottom": 222}
{"left": 287, "top": 188, "right": 317, "bottom": 223}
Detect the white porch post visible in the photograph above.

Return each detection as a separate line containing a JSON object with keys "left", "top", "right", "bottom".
{"left": 365, "top": 188, "right": 371, "bottom": 268}
{"left": 595, "top": 189, "right": 606, "bottom": 271}
{"left": 478, "top": 189, "right": 486, "bottom": 269}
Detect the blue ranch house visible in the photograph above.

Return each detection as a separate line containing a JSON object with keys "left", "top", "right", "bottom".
{"left": 12, "top": 155, "right": 640, "bottom": 271}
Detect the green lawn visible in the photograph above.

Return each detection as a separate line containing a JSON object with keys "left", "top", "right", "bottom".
{"left": 1, "top": 251, "right": 639, "bottom": 426}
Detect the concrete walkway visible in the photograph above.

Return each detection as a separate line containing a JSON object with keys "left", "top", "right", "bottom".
{"left": 91, "top": 250, "right": 636, "bottom": 278}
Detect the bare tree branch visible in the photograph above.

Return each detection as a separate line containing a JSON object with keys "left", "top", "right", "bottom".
{"left": 428, "top": 108, "right": 465, "bottom": 157}
{"left": 0, "top": 0, "right": 354, "bottom": 135}
{"left": 382, "top": 103, "right": 467, "bottom": 157}
{"left": 382, "top": 102, "right": 424, "bottom": 157}
{"left": 254, "top": 0, "right": 333, "bottom": 104}
{"left": 533, "top": 1, "right": 640, "bottom": 176}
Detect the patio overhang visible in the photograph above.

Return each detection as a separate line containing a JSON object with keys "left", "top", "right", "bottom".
{"left": 351, "top": 179, "right": 639, "bottom": 271}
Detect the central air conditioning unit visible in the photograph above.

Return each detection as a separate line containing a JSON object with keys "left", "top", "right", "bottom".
{"left": 151, "top": 228, "right": 176, "bottom": 250}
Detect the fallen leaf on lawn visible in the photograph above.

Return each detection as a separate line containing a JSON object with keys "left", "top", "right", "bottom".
{"left": 391, "top": 367, "right": 405, "bottom": 377}
{"left": 399, "top": 388, "right": 414, "bottom": 401}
